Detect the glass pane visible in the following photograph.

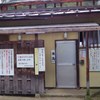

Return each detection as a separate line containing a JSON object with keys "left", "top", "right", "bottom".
{"left": 36, "top": 4, "right": 45, "bottom": 9}
{"left": 82, "top": 1, "right": 93, "bottom": 6}
{"left": 31, "top": 5, "right": 36, "bottom": 9}
{"left": 96, "top": 0, "right": 100, "bottom": 5}
{"left": 46, "top": 3, "right": 54, "bottom": 8}
{"left": 63, "top": 2, "right": 77, "bottom": 7}
{"left": 56, "top": 3, "right": 61, "bottom": 8}
{"left": 17, "top": 5, "right": 29, "bottom": 10}
{"left": 8, "top": 6, "right": 15, "bottom": 10}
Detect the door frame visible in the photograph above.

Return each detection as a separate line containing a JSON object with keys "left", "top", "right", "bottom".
{"left": 55, "top": 39, "right": 80, "bottom": 88}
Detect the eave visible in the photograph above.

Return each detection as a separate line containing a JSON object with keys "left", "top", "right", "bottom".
{"left": 0, "top": 23, "right": 99, "bottom": 34}
{"left": 0, "top": 1, "right": 100, "bottom": 27}
{"left": 0, "top": 6, "right": 100, "bottom": 20}
{"left": 0, "top": 11, "right": 100, "bottom": 27}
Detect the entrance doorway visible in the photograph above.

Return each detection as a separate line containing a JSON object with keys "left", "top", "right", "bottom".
{"left": 56, "top": 40, "right": 77, "bottom": 88}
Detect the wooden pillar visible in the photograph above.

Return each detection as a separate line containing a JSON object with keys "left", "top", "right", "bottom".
{"left": 45, "top": 4, "right": 47, "bottom": 8}
{"left": 76, "top": 2, "right": 78, "bottom": 6}
{"left": 86, "top": 31, "right": 90, "bottom": 96}
{"left": 97, "top": 31, "right": 99, "bottom": 48}
{"left": 60, "top": 3, "right": 63, "bottom": 7}
{"left": 92, "top": 31, "right": 95, "bottom": 48}
{"left": 82, "top": 32, "right": 85, "bottom": 47}
{"left": 54, "top": 3, "right": 56, "bottom": 8}
{"left": 29, "top": 5, "right": 32, "bottom": 9}
{"left": 93, "top": 0, "right": 95, "bottom": 6}
{"left": 34, "top": 34, "right": 39, "bottom": 95}
{"left": 35, "top": 34, "right": 38, "bottom": 39}
{"left": 80, "top": 1, "right": 82, "bottom": 6}
{"left": 15, "top": 6, "right": 17, "bottom": 10}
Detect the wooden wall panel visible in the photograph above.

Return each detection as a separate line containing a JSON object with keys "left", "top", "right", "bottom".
{"left": 0, "top": 40, "right": 45, "bottom": 95}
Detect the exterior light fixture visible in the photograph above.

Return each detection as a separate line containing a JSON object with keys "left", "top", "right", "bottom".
{"left": 18, "top": 34, "right": 22, "bottom": 41}
{"left": 64, "top": 32, "right": 67, "bottom": 39}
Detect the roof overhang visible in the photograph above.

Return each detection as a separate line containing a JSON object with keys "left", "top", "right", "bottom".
{"left": 0, "top": 7, "right": 100, "bottom": 20}
{"left": 0, "top": 23, "right": 99, "bottom": 34}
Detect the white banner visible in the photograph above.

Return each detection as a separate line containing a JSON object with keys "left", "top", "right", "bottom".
{"left": 0, "top": 49, "right": 14, "bottom": 76}
{"left": 17, "top": 54, "right": 34, "bottom": 68}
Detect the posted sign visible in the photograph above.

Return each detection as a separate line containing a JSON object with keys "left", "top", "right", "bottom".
{"left": 0, "top": 49, "right": 14, "bottom": 76}
{"left": 89, "top": 48, "right": 100, "bottom": 71}
{"left": 34, "top": 47, "right": 45, "bottom": 75}
{"left": 38, "top": 48, "right": 45, "bottom": 72}
{"left": 17, "top": 54, "right": 34, "bottom": 68}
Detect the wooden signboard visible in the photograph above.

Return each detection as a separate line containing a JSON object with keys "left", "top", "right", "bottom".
{"left": 34, "top": 48, "right": 39, "bottom": 75}
{"left": 34, "top": 48, "right": 45, "bottom": 75}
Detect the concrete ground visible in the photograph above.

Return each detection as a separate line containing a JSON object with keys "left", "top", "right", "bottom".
{"left": 93, "top": 96, "right": 100, "bottom": 100}
{"left": 0, "top": 96, "right": 84, "bottom": 100}
{"left": 43, "top": 88, "right": 86, "bottom": 97}
{"left": 0, "top": 95, "right": 100, "bottom": 100}
{"left": 0, "top": 89, "right": 100, "bottom": 100}
{"left": 43, "top": 88, "right": 100, "bottom": 97}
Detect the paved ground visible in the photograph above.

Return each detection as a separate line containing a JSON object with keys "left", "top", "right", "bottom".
{"left": 0, "top": 96, "right": 84, "bottom": 100}
{"left": 93, "top": 96, "right": 100, "bottom": 100}
{"left": 44, "top": 88, "right": 85, "bottom": 97}
{"left": 0, "top": 95, "right": 100, "bottom": 100}
{"left": 0, "top": 89, "right": 100, "bottom": 100}
{"left": 43, "top": 88, "right": 100, "bottom": 97}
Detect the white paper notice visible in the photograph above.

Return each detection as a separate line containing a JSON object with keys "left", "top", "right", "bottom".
{"left": 89, "top": 48, "right": 100, "bottom": 71}
{"left": 17, "top": 54, "right": 34, "bottom": 68}
{"left": 0, "top": 49, "right": 14, "bottom": 76}
{"left": 38, "top": 48, "right": 45, "bottom": 72}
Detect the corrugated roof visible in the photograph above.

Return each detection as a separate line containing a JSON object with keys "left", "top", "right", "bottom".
{"left": 0, "top": 7, "right": 100, "bottom": 19}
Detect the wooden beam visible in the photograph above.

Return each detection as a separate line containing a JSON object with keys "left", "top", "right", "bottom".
{"left": 82, "top": 32, "right": 85, "bottom": 47}
{"left": 0, "top": 23, "right": 99, "bottom": 34}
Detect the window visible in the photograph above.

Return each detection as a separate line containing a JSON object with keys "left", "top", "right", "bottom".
{"left": 96, "top": 0, "right": 100, "bottom": 6}
{"left": 82, "top": 0, "right": 93, "bottom": 6}
{"left": 79, "top": 31, "right": 100, "bottom": 47}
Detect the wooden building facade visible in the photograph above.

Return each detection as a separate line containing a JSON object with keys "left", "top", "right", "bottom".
{"left": 0, "top": 0, "right": 100, "bottom": 95}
